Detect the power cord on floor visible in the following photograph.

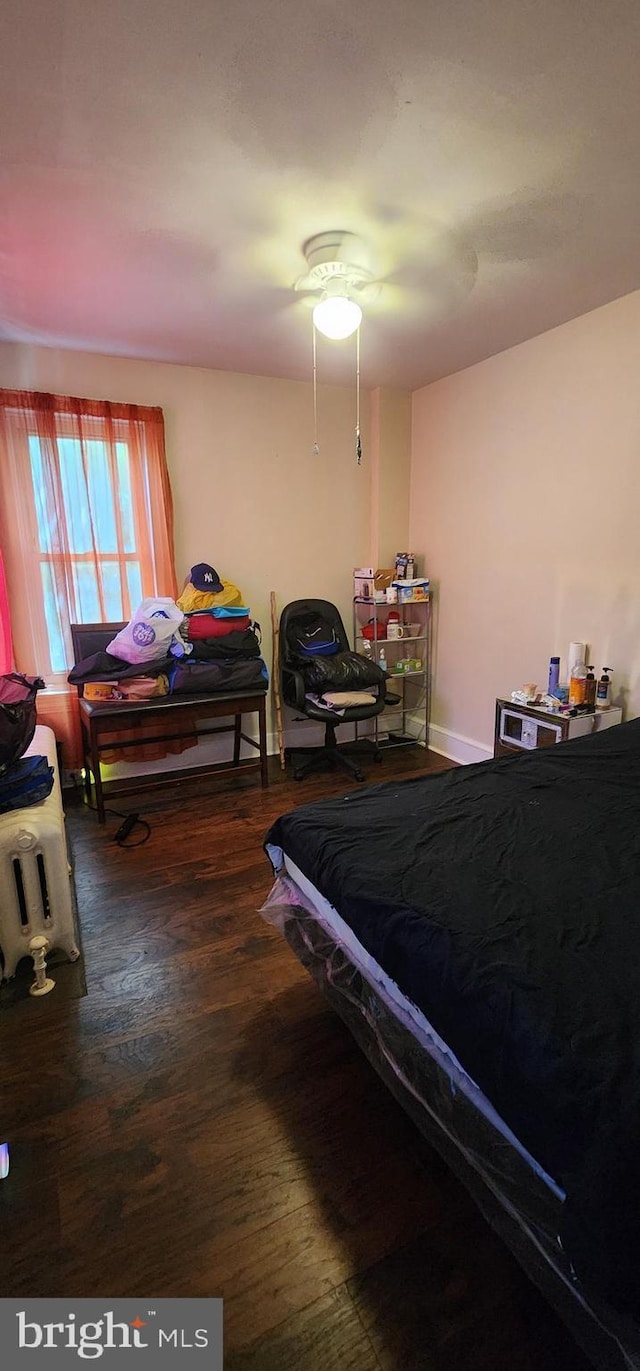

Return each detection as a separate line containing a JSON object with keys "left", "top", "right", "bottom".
{"left": 69, "top": 774, "right": 151, "bottom": 845}
{"left": 106, "top": 808, "right": 151, "bottom": 847}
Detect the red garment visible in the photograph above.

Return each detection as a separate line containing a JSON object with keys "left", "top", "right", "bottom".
{"left": 187, "top": 614, "right": 250, "bottom": 641}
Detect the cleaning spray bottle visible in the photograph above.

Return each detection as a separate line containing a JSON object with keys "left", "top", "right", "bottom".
{"left": 597, "top": 667, "right": 613, "bottom": 709}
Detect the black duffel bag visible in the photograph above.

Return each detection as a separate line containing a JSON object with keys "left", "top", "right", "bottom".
{"left": 191, "top": 628, "right": 261, "bottom": 661}
{"left": 0, "top": 673, "right": 45, "bottom": 773}
{"left": 170, "top": 658, "right": 269, "bottom": 694}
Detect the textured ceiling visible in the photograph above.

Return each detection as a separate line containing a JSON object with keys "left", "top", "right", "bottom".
{"left": 2, "top": 0, "right": 640, "bottom": 388}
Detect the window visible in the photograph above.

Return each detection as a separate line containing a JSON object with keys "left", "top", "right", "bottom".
{"left": 29, "top": 433, "right": 144, "bottom": 671}
{"left": 0, "top": 389, "right": 177, "bottom": 683}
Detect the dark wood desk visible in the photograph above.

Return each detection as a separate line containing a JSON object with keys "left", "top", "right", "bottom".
{"left": 79, "top": 689, "right": 268, "bottom": 822}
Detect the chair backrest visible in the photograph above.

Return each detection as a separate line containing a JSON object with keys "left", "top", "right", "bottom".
{"left": 70, "top": 622, "right": 126, "bottom": 665}
{"left": 279, "top": 599, "right": 350, "bottom": 668}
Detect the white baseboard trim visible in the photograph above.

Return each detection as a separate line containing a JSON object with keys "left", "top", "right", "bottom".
{"left": 428, "top": 723, "right": 492, "bottom": 766}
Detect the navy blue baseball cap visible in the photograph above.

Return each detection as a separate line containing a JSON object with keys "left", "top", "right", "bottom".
{"left": 190, "top": 563, "right": 224, "bottom": 592}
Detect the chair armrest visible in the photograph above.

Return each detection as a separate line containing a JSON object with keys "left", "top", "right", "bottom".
{"left": 282, "top": 666, "right": 307, "bottom": 711}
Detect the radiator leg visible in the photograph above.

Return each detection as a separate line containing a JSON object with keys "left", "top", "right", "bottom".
{"left": 58, "top": 935, "right": 80, "bottom": 963}
{"left": 28, "top": 935, "right": 55, "bottom": 997}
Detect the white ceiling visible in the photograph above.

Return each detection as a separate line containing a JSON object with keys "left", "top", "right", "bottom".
{"left": 2, "top": 0, "right": 640, "bottom": 389}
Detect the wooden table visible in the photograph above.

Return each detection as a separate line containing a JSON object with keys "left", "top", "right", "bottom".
{"left": 79, "top": 689, "right": 268, "bottom": 822}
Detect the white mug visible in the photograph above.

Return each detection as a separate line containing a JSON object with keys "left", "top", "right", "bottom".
{"left": 388, "top": 623, "right": 403, "bottom": 639}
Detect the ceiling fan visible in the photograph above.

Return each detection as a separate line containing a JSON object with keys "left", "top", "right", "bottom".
{"left": 293, "top": 230, "right": 381, "bottom": 339}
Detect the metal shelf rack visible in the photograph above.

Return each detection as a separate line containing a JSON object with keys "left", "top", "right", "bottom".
{"left": 353, "top": 593, "right": 431, "bottom": 749}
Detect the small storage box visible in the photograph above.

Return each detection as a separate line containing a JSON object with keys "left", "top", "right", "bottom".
{"left": 83, "top": 681, "right": 118, "bottom": 701}
{"left": 392, "top": 578, "right": 430, "bottom": 603}
{"left": 354, "top": 566, "right": 375, "bottom": 600}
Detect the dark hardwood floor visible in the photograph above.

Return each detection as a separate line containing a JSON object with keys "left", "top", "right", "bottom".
{"left": 0, "top": 746, "right": 591, "bottom": 1370}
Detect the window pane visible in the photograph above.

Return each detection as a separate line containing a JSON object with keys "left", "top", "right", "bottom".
{"left": 40, "top": 563, "right": 66, "bottom": 673}
{"left": 71, "top": 562, "right": 101, "bottom": 622}
{"left": 116, "top": 443, "right": 136, "bottom": 553}
{"left": 29, "top": 437, "right": 61, "bottom": 552}
{"left": 126, "top": 561, "right": 143, "bottom": 610}
{"left": 100, "top": 561, "right": 127, "bottom": 620}
{"left": 57, "top": 438, "right": 113, "bottom": 553}
{"left": 30, "top": 434, "right": 136, "bottom": 557}
{"left": 28, "top": 422, "right": 142, "bottom": 672}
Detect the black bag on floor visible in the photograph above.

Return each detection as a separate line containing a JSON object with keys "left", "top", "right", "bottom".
{"left": 0, "top": 674, "right": 45, "bottom": 772}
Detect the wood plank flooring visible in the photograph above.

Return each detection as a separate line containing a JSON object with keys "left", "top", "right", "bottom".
{"left": 0, "top": 748, "right": 591, "bottom": 1369}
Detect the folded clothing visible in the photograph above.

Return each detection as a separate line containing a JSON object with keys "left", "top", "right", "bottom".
{"left": 177, "top": 580, "right": 244, "bottom": 614}
{"left": 323, "top": 690, "right": 377, "bottom": 706}
{"left": 188, "top": 614, "right": 250, "bottom": 641}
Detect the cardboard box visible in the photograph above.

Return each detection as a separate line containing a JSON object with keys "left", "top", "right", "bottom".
{"left": 393, "top": 578, "right": 430, "bottom": 602}
{"left": 374, "top": 568, "right": 395, "bottom": 592}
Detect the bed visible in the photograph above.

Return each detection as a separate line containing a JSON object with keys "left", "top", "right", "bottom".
{"left": 263, "top": 718, "right": 640, "bottom": 1371}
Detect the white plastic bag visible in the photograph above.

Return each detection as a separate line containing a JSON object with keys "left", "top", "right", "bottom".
{"left": 106, "top": 598, "right": 184, "bottom": 664}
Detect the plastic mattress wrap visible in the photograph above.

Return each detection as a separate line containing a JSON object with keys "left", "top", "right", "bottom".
{"left": 260, "top": 873, "right": 640, "bottom": 1371}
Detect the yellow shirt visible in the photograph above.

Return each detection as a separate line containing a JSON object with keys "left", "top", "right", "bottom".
{"left": 176, "top": 579, "right": 244, "bottom": 613}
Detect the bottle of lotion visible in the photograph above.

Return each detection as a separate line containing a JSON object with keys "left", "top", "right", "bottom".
{"left": 548, "top": 656, "right": 560, "bottom": 695}
{"left": 585, "top": 665, "right": 597, "bottom": 708}
{"left": 597, "top": 667, "right": 612, "bottom": 709}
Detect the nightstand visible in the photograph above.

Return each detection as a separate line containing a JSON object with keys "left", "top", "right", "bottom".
{"left": 494, "top": 698, "right": 622, "bottom": 758}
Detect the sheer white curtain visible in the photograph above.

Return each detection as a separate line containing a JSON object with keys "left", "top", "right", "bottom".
{"left": 0, "top": 388, "right": 179, "bottom": 766}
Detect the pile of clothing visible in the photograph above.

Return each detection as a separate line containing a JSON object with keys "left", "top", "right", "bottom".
{"left": 174, "top": 563, "right": 267, "bottom": 693}
{"left": 68, "top": 563, "right": 269, "bottom": 698}
{"left": 285, "top": 608, "right": 386, "bottom": 716}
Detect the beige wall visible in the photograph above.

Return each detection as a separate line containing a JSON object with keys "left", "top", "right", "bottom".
{"left": 410, "top": 288, "right": 640, "bottom": 758}
{"left": 369, "top": 387, "right": 411, "bottom": 569}
{"left": 0, "top": 340, "right": 373, "bottom": 753}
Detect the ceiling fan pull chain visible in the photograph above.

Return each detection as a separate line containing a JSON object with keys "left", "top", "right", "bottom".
{"left": 355, "top": 326, "right": 362, "bottom": 465}
{"left": 312, "top": 324, "right": 320, "bottom": 457}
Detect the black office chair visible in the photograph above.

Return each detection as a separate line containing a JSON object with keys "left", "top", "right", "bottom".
{"left": 280, "top": 598, "right": 386, "bottom": 782}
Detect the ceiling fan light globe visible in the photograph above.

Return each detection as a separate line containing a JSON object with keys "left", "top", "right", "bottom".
{"left": 312, "top": 296, "right": 362, "bottom": 340}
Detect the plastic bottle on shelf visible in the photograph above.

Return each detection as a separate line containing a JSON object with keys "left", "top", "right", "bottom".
{"left": 548, "top": 656, "right": 560, "bottom": 695}
{"left": 584, "top": 665, "right": 597, "bottom": 708}
{"left": 378, "top": 648, "right": 387, "bottom": 671}
{"left": 569, "top": 651, "right": 587, "bottom": 707}
{"left": 597, "top": 667, "right": 613, "bottom": 709}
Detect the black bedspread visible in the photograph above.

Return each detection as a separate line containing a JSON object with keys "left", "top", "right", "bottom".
{"left": 265, "top": 719, "right": 640, "bottom": 1315}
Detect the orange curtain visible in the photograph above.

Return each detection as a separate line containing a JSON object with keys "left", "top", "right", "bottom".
{"left": 0, "top": 389, "right": 183, "bottom": 769}
{"left": 0, "top": 548, "right": 12, "bottom": 674}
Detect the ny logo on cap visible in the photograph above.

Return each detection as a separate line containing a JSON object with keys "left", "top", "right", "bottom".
{"left": 204, "top": 572, "right": 213, "bottom": 582}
